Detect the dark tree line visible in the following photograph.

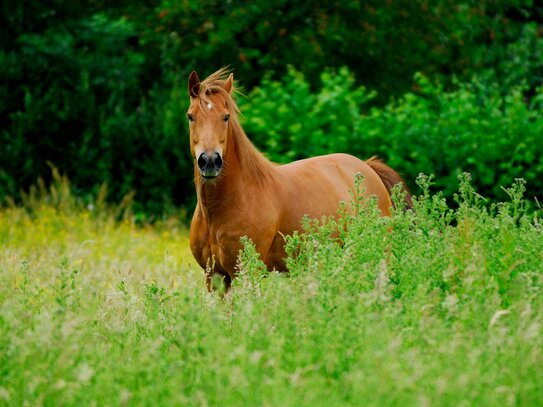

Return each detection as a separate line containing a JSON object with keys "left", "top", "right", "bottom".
{"left": 1, "top": 0, "right": 541, "bottom": 214}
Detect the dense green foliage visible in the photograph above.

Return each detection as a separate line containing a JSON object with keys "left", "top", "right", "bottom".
{"left": 242, "top": 67, "right": 543, "bottom": 203}
{"left": 1, "top": 176, "right": 542, "bottom": 405}
{"left": 1, "top": 1, "right": 542, "bottom": 214}
{"left": 1, "top": 9, "right": 193, "bottom": 214}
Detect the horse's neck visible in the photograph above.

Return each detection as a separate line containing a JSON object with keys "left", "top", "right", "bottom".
{"left": 197, "top": 181, "right": 228, "bottom": 218}
{"left": 197, "top": 166, "right": 239, "bottom": 212}
{"left": 230, "top": 123, "right": 275, "bottom": 183}
{"left": 195, "top": 141, "right": 245, "bottom": 217}
{"left": 196, "top": 126, "right": 274, "bottom": 218}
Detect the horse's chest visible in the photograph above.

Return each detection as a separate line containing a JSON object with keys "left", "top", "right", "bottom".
{"left": 191, "top": 208, "right": 278, "bottom": 275}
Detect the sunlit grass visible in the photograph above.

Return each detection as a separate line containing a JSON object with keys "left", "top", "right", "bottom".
{"left": 0, "top": 188, "right": 198, "bottom": 294}
{"left": 1, "top": 173, "right": 542, "bottom": 406}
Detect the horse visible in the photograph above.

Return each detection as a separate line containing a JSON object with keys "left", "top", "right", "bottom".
{"left": 187, "top": 68, "right": 412, "bottom": 291}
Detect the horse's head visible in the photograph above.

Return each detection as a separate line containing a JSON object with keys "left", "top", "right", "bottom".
{"left": 187, "top": 70, "right": 235, "bottom": 181}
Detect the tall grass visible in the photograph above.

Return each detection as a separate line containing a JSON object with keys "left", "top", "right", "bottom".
{"left": 1, "top": 174, "right": 542, "bottom": 406}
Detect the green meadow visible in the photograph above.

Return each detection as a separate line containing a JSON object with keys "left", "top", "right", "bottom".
{"left": 1, "top": 175, "right": 542, "bottom": 406}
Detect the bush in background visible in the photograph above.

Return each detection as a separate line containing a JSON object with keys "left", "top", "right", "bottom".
{"left": 242, "top": 67, "right": 543, "bottom": 205}
{"left": 1, "top": 12, "right": 193, "bottom": 215}
{"left": 1, "top": 0, "right": 542, "bottom": 214}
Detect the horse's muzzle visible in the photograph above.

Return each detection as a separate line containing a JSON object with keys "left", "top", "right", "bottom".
{"left": 197, "top": 152, "right": 223, "bottom": 179}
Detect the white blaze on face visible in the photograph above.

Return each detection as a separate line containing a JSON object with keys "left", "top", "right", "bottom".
{"left": 207, "top": 102, "right": 213, "bottom": 110}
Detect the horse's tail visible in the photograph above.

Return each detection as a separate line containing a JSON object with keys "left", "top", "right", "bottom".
{"left": 366, "top": 156, "right": 413, "bottom": 210}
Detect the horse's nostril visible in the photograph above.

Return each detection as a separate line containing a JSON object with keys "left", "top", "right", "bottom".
{"left": 213, "top": 153, "right": 223, "bottom": 169}
{"left": 197, "top": 153, "right": 208, "bottom": 170}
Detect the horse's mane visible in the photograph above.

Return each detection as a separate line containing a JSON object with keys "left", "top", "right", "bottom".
{"left": 196, "top": 68, "right": 275, "bottom": 182}
{"left": 197, "top": 68, "right": 240, "bottom": 114}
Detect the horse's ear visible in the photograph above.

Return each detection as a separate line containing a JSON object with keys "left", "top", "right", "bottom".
{"left": 189, "top": 71, "right": 200, "bottom": 98}
{"left": 222, "top": 73, "right": 234, "bottom": 94}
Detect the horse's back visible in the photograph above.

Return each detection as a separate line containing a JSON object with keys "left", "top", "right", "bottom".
{"left": 275, "top": 153, "right": 392, "bottom": 219}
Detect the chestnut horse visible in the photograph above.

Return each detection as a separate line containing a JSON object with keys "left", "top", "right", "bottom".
{"left": 187, "top": 68, "right": 411, "bottom": 291}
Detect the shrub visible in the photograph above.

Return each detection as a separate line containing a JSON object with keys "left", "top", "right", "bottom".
{"left": 2, "top": 173, "right": 541, "bottom": 405}
{"left": 2, "top": 1, "right": 542, "bottom": 215}
{"left": 0, "top": 13, "right": 194, "bottom": 215}
{"left": 241, "top": 67, "right": 543, "bottom": 205}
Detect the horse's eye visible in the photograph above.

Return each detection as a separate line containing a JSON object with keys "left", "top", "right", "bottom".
{"left": 223, "top": 114, "right": 230, "bottom": 122}
{"left": 187, "top": 113, "right": 194, "bottom": 122}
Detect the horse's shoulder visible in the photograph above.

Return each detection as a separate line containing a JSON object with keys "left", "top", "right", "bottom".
{"left": 189, "top": 207, "right": 209, "bottom": 256}
{"left": 190, "top": 204, "right": 205, "bottom": 231}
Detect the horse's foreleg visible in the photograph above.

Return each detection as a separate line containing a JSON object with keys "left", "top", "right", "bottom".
{"left": 205, "top": 260, "right": 232, "bottom": 294}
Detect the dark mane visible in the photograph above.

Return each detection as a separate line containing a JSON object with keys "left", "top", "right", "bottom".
{"left": 196, "top": 68, "right": 275, "bottom": 181}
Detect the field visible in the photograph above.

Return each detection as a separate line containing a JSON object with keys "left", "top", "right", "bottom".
{"left": 1, "top": 175, "right": 542, "bottom": 406}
